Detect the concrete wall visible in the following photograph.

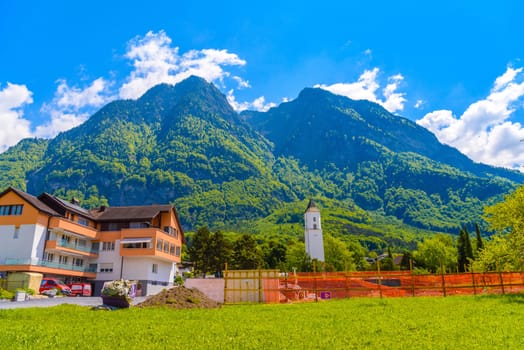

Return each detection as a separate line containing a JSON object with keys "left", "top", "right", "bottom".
{"left": 185, "top": 278, "right": 225, "bottom": 303}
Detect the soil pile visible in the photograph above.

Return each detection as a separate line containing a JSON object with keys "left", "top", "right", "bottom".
{"left": 136, "top": 286, "right": 221, "bottom": 309}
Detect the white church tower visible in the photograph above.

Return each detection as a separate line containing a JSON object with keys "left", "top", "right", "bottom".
{"left": 304, "top": 199, "right": 325, "bottom": 262}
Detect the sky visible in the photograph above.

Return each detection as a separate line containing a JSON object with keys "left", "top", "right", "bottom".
{"left": 2, "top": 1, "right": 524, "bottom": 170}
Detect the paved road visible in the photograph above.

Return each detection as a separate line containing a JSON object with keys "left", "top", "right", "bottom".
{"left": 0, "top": 296, "right": 148, "bottom": 309}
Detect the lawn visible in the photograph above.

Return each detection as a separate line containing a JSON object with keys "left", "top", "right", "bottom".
{"left": 1, "top": 295, "right": 523, "bottom": 349}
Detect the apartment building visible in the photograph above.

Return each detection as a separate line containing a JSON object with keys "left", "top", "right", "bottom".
{"left": 0, "top": 187, "right": 184, "bottom": 296}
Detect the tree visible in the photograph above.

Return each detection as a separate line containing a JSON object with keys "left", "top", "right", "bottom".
{"left": 263, "top": 240, "right": 287, "bottom": 269}
{"left": 323, "top": 234, "right": 355, "bottom": 271}
{"left": 473, "top": 186, "right": 524, "bottom": 271}
{"left": 231, "top": 234, "right": 262, "bottom": 269}
{"left": 399, "top": 250, "right": 413, "bottom": 270}
{"left": 413, "top": 234, "right": 457, "bottom": 273}
{"left": 457, "top": 226, "right": 473, "bottom": 272}
{"left": 284, "top": 241, "right": 312, "bottom": 272}
{"left": 208, "top": 230, "right": 232, "bottom": 276}
{"left": 187, "top": 227, "right": 212, "bottom": 276}
{"left": 475, "top": 223, "right": 484, "bottom": 253}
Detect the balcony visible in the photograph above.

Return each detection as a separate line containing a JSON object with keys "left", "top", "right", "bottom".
{"left": 49, "top": 217, "right": 98, "bottom": 239}
{"left": 0, "top": 258, "right": 96, "bottom": 278}
{"left": 45, "top": 240, "right": 98, "bottom": 258}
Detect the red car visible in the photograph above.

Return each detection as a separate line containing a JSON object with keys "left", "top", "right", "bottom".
{"left": 39, "top": 278, "right": 72, "bottom": 296}
{"left": 69, "top": 283, "right": 92, "bottom": 297}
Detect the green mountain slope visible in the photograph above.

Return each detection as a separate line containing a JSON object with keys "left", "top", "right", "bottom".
{"left": 0, "top": 76, "right": 522, "bottom": 248}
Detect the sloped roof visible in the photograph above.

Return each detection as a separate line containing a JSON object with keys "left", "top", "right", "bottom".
{"left": 0, "top": 187, "right": 59, "bottom": 216}
{"left": 38, "top": 192, "right": 94, "bottom": 218}
{"left": 92, "top": 204, "right": 174, "bottom": 221}
{"left": 305, "top": 199, "right": 320, "bottom": 213}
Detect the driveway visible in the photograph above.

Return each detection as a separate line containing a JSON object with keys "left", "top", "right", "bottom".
{"left": 0, "top": 296, "right": 147, "bottom": 309}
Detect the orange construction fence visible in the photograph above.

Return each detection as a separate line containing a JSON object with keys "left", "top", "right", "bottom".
{"left": 223, "top": 269, "right": 524, "bottom": 304}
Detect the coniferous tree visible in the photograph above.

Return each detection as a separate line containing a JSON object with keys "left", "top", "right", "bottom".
{"left": 475, "top": 223, "right": 484, "bottom": 252}
{"left": 457, "top": 226, "right": 474, "bottom": 272}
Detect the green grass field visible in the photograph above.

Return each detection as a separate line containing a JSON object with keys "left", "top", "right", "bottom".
{"left": 1, "top": 295, "right": 523, "bottom": 349}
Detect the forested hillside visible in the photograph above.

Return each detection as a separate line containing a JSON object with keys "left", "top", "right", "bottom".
{"left": 1, "top": 76, "right": 522, "bottom": 251}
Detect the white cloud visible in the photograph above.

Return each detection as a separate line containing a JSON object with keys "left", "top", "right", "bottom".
{"left": 36, "top": 78, "right": 112, "bottom": 139}
{"left": 119, "top": 31, "right": 247, "bottom": 100}
{"left": 414, "top": 99, "right": 424, "bottom": 109}
{"left": 55, "top": 77, "right": 110, "bottom": 109}
{"left": 0, "top": 83, "right": 33, "bottom": 152}
{"left": 226, "top": 90, "right": 276, "bottom": 112}
{"left": 417, "top": 66, "right": 524, "bottom": 170}
{"left": 315, "top": 68, "right": 406, "bottom": 113}
{"left": 34, "top": 111, "right": 89, "bottom": 139}
{"left": 0, "top": 30, "right": 273, "bottom": 152}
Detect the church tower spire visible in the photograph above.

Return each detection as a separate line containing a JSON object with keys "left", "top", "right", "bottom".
{"left": 304, "top": 199, "right": 325, "bottom": 261}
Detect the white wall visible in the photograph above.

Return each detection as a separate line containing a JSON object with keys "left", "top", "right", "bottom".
{"left": 122, "top": 257, "right": 176, "bottom": 283}
{"left": 95, "top": 242, "right": 122, "bottom": 280}
{"left": 304, "top": 211, "right": 325, "bottom": 261}
{"left": 0, "top": 224, "right": 47, "bottom": 262}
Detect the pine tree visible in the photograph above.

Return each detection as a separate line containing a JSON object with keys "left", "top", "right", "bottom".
{"left": 457, "top": 227, "right": 467, "bottom": 272}
{"left": 457, "top": 226, "right": 474, "bottom": 272}
{"left": 475, "top": 223, "right": 484, "bottom": 252}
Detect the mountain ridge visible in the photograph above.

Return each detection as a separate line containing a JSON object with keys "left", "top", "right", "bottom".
{"left": 0, "top": 76, "right": 522, "bottom": 244}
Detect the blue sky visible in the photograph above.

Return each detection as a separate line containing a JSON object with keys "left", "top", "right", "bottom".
{"left": 2, "top": 1, "right": 524, "bottom": 170}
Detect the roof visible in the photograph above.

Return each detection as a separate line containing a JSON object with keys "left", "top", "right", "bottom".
{"left": 38, "top": 192, "right": 94, "bottom": 218}
{"left": 0, "top": 187, "right": 59, "bottom": 216}
{"left": 305, "top": 199, "right": 320, "bottom": 213}
{"left": 92, "top": 204, "right": 174, "bottom": 221}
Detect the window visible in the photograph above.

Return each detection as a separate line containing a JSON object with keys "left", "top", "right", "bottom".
{"left": 156, "top": 239, "right": 163, "bottom": 251}
{"left": 72, "top": 258, "right": 84, "bottom": 267}
{"left": 61, "top": 235, "right": 70, "bottom": 244}
{"left": 0, "top": 204, "right": 24, "bottom": 216}
{"left": 13, "top": 226, "right": 20, "bottom": 239}
{"left": 122, "top": 242, "right": 150, "bottom": 249}
{"left": 99, "top": 263, "right": 113, "bottom": 273}
{"left": 77, "top": 217, "right": 89, "bottom": 226}
{"left": 152, "top": 264, "right": 158, "bottom": 273}
{"left": 59, "top": 256, "right": 68, "bottom": 264}
{"left": 130, "top": 222, "right": 148, "bottom": 229}
{"left": 170, "top": 244, "right": 175, "bottom": 255}
{"left": 44, "top": 252, "right": 54, "bottom": 262}
{"left": 313, "top": 217, "right": 316, "bottom": 222}
{"left": 175, "top": 246, "right": 181, "bottom": 257}
{"left": 102, "top": 242, "right": 115, "bottom": 251}
{"left": 313, "top": 224, "right": 317, "bottom": 229}
{"left": 163, "top": 226, "right": 172, "bottom": 235}
{"left": 163, "top": 241, "right": 169, "bottom": 253}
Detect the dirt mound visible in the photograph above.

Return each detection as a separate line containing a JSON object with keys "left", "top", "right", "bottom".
{"left": 136, "top": 286, "right": 221, "bottom": 309}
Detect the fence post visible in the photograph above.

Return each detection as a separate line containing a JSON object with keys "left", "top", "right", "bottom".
{"left": 224, "top": 262, "right": 228, "bottom": 304}
{"left": 440, "top": 261, "right": 447, "bottom": 297}
{"left": 377, "top": 259, "right": 383, "bottom": 299}
{"left": 258, "top": 266, "right": 262, "bottom": 303}
{"left": 410, "top": 258, "right": 415, "bottom": 297}
{"left": 471, "top": 270, "right": 477, "bottom": 295}
{"left": 313, "top": 261, "right": 318, "bottom": 302}
{"left": 499, "top": 271, "right": 505, "bottom": 295}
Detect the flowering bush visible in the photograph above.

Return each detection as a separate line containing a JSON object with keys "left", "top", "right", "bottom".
{"left": 101, "top": 279, "right": 133, "bottom": 299}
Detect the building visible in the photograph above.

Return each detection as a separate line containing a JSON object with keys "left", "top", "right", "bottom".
{"left": 0, "top": 187, "right": 184, "bottom": 296}
{"left": 304, "top": 199, "right": 324, "bottom": 261}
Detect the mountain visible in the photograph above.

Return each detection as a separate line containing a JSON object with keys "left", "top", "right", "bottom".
{"left": 1, "top": 76, "right": 522, "bottom": 249}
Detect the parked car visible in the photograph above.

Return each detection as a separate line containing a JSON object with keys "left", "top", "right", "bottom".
{"left": 39, "top": 278, "right": 72, "bottom": 296}
{"left": 68, "top": 282, "right": 92, "bottom": 297}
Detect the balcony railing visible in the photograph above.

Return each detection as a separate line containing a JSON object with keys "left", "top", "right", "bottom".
{"left": 56, "top": 240, "right": 98, "bottom": 254}
{"left": 2, "top": 258, "right": 97, "bottom": 273}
